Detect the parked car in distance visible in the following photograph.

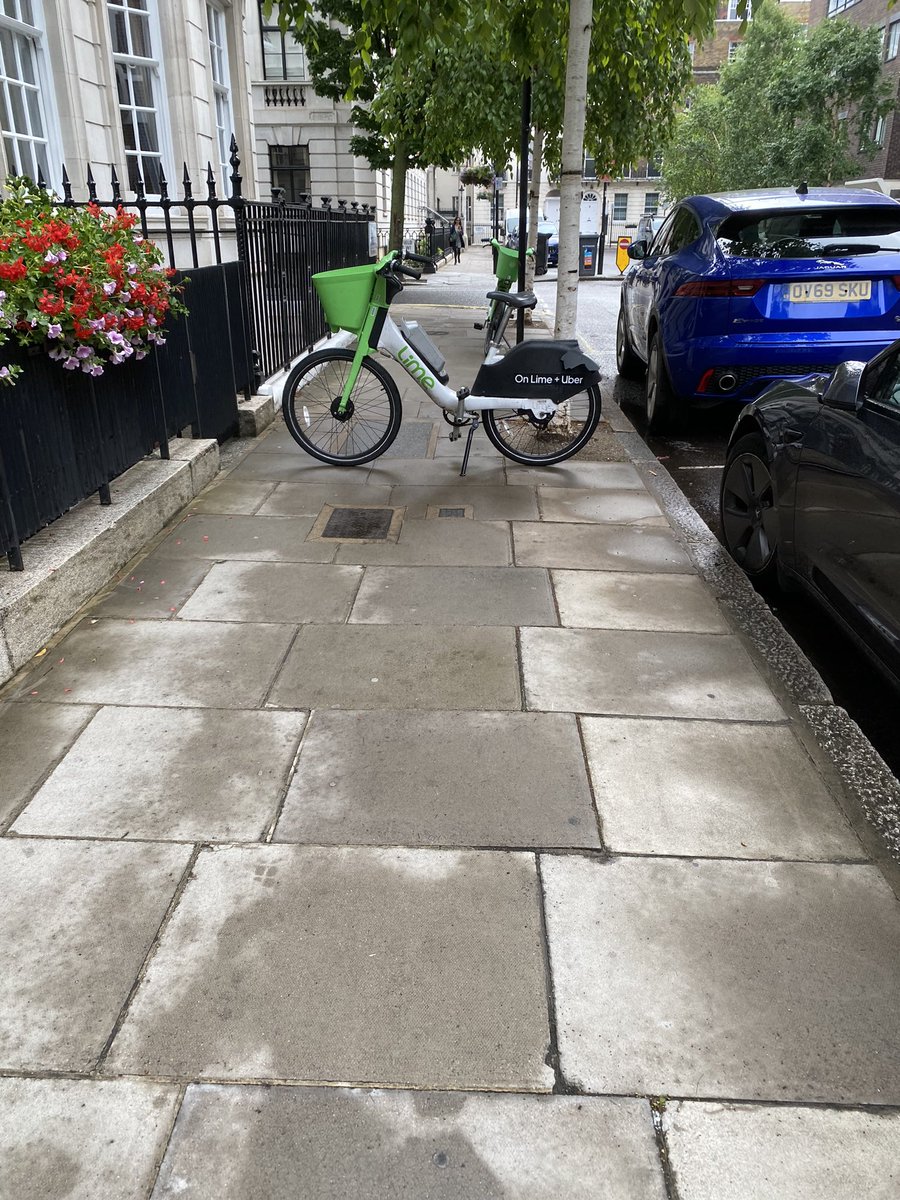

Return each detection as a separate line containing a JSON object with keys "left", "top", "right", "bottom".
{"left": 635, "top": 213, "right": 664, "bottom": 243}
{"left": 616, "top": 187, "right": 900, "bottom": 432}
{"left": 505, "top": 217, "right": 556, "bottom": 251}
{"left": 719, "top": 342, "right": 900, "bottom": 692}
{"left": 547, "top": 230, "right": 559, "bottom": 267}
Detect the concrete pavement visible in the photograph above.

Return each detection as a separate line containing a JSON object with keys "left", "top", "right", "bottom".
{"left": 1, "top": 251, "right": 900, "bottom": 1198}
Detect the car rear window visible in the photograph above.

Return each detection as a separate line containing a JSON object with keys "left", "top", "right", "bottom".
{"left": 716, "top": 206, "right": 900, "bottom": 258}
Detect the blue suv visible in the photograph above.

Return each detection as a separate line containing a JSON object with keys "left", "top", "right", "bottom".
{"left": 616, "top": 187, "right": 900, "bottom": 431}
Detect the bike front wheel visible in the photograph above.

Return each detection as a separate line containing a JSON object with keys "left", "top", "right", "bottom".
{"left": 282, "top": 348, "right": 402, "bottom": 466}
{"left": 482, "top": 384, "right": 602, "bottom": 466}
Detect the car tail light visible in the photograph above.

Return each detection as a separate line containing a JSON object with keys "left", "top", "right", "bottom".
{"left": 675, "top": 279, "right": 765, "bottom": 297}
{"left": 892, "top": 276, "right": 900, "bottom": 290}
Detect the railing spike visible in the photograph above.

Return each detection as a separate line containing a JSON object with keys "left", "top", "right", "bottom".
{"left": 61, "top": 164, "right": 73, "bottom": 204}
{"left": 206, "top": 162, "right": 218, "bottom": 199}
{"left": 86, "top": 164, "right": 97, "bottom": 202}
{"left": 182, "top": 162, "right": 193, "bottom": 199}
{"left": 110, "top": 164, "right": 122, "bottom": 204}
{"left": 36, "top": 163, "right": 47, "bottom": 189}
{"left": 158, "top": 162, "right": 169, "bottom": 200}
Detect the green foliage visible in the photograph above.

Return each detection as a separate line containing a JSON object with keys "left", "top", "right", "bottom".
{"left": 662, "top": 0, "right": 893, "bottom": 199}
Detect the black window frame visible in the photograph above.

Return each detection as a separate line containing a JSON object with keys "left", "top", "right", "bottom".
{"left": 269, "top": 143, "right": 310, "bottom": 201}
{"left": 258, "top": 1, "right": 307, "bottom": 80}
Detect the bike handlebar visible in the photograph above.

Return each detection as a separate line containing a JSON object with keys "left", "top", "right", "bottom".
{"left": 394, "top": 261, "right": 422, "bottom": 280}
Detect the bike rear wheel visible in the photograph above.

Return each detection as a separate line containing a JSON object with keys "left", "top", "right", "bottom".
{"left": 282, "top": 348, "right": 402, "bottom": 466}
{"left": 482, "top": 384, "right": 602, "bottom": 466}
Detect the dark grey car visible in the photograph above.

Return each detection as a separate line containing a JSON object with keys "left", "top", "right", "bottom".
{"left": 720, "top": 343, "right": 900, "bottom": 690}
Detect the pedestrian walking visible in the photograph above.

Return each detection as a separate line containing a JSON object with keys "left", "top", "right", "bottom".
{"left": 449, "top": 218, "right": 464, "bottom": 264}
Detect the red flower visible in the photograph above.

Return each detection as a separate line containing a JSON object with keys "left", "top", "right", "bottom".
{"left": 0, "top": 258, "right": 27, "bottom": 281}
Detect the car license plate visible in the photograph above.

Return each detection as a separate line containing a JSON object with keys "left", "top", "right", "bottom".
{"left": 787, "top": 280, "right": 872, "bottom": 303}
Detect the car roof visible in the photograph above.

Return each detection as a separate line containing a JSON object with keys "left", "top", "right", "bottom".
{"left": 683, "top": 187, "right": 900, "bottom": 222}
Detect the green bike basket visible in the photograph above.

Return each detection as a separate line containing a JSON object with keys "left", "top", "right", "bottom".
{"left": 312, "top": 263, "right": 377, "bottom": 332}
{"left": 494, "top": 243, "right": 520, "bottom": 286}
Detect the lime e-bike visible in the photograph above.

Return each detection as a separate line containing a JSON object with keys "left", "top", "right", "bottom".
{"left": 282, "top": 251, "right": 601, "bottom": 475}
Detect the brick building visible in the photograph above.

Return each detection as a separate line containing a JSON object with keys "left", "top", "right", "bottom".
{"left": 808, "top": 0, "right": 900, "bottom": 189}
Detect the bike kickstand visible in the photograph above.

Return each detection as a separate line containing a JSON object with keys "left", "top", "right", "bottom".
{"left": 459, "top": 416, "right": 480, "bottom": 477}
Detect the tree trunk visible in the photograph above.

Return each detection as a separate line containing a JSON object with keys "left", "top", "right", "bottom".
{"left": 525, "top": 126, "right": 544, "bottom": 300}
{"left": 554, "top": 0, "right": 593, "bottom": 339}
{"left": 389, "top": 145, "right": 407, "bottom": 253}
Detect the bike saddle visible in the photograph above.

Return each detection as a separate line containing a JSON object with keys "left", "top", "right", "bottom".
{"left": 485, "top": 290, "right": 537, "bottom": 309}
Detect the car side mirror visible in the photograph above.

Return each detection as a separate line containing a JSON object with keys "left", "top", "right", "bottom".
{"left": 822, "top": 361, "right": 865, "bottom": 413}
{"left": 627, "top": 241, "right": 648, "bottom": 260}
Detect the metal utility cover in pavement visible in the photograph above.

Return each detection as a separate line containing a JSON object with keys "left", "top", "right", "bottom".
{"left": 308, "top": 505, "right": 405, "bottom": 544}
{"left": 425, "top": 504, "right": 473, "bottom": 521}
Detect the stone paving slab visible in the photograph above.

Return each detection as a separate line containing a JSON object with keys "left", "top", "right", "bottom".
{"left": 229, "top": 451, "right": 368, "bottom": 483}
{"left": 581, "top": 717, "right": 861, "bottom": 859}
{"left": 553, "top": 570, "right": 728, "bottom": 633}
{"left": 269, "top": 625, "right": 521, "bottom": 710}
{"left": 0, "top": 1077, "right": 181, "bottom": 1200}
{"left": 189, "top": 478, "right": 277, "bottom": 514}
{"left": 664, "top": 1101, "right": 900, "bottom": 1200}
{"left": 90, "top": 557, "right": 213, "bottom": 620}
{"left": 538, "top": 486, "right": 667, "bottom": 526}
{"left": 0, "top": 701, "right": 94, "bottom": 828}
{"left": 366, "top": 457, "right": 507, "bottom": 486}
{"left": 256, "top": 480, "right": 393, "bottom": 517}
{"left": 514, "top": 522, "right": 694, "bottom": 572}
{"left": 274, "top": 710, "right": 599, "bottom": 848}
{"left": 522, "top": 628, "right": 784, "bottom": 720}
{"left": 106, "top": 845, "right": 553, "bottom": 1090}
{"left": 389, "top": 483, "right": 539, "bottom": 521}
{"left": 432, "top": 433, "right": 502, "bottom": 459}
{"left": 152, "top": 1086, "right": 664, "bottom": 1200}
{"left": 541, "top": 855, "right": 900, "bottom": 1103}
{"left": 333, "top": 518, "right": 512, "bottom": 566}
{"left": 350, "top": 567, "right": 556, "bottom": 626}
{"left": 0, "top": 838, "right": 190, "bottom": 1071}
{"left": 176, "top": 561, "right": 363, "bottom": 624}
{"left": 506, "top": 462, "right": 647, "bottom": 489}
{"left": 156, "top": 513, "right": 334, "bottom": 562}
{"left": 380, "top": 421, "right": 435, "bottom": 458}
{"left": 18, "top": 619, "right": 295, "bottom": 709}
{"left": 13, "top": 706, "right": 306, "bottom": 842}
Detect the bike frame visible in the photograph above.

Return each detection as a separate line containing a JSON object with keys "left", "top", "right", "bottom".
{"left": 324, "top": 294, "right": 557, "bottom": 419}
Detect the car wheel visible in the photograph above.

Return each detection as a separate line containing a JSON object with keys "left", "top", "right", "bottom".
{"left": 645, "top": 331, "right": 683, "bottom": 433}
{"left": 616, "top": 306, "right": 645, "bottom": 380}
{"left": 720, "top": 433, "right": 779, "bottom": 586}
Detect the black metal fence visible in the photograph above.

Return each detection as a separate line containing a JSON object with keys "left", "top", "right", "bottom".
{"left": 243, "top": 191, "right": 372, "bottom": 380}
{"left": 0, "top": 137, "right": 375, "bottom": 569}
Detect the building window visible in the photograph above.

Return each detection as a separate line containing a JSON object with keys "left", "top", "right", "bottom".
{"left": 887, "top": 22, "right": 900, "bottom": 61}
{"left": 107, "top": 0, "right": 167, "bottom": 194}
{"left": 260, "top": 2, "right": 307, "bottom": 80}
{"left": 0, "top": 0, "right": 56, "bottom": 185}
{"left": 646, "top": 160, "right": 661, "bottom": 179}
{"left": 207, "top": 3, "right": 233, "bottom": 187}
{"left": 718, "top": 1, "right": 751, "bottom": 20}
{"left": 874, "top": 116, "right": 887, "bottom": 147}
{"left": 827, "top": 0, "right": 860, "bottom": 14}
{"left": 728, "top": 41, "right": 741, "bottom": 62}
{"left": 269, "top": 144, "right": 309, "bottom": 201}
{"left": 612, "top": 193, "right": 628, "bottom": 222}
{"left": 644, "top": 192, "right": 660, "bottom": 215}
{"left": 583, "top": 154, "right": 596, "bottom": 180}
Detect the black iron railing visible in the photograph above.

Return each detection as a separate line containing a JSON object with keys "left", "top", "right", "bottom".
{"left": 0, "top": 137, "right": 372, "bottom": 568}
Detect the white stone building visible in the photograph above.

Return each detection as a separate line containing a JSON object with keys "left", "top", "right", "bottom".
{"left": 0, "top": 0, "right": 425, "bottom": 253}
